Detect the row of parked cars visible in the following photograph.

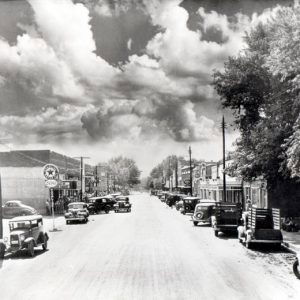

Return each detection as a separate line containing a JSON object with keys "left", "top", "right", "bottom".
{"left": 156, "top": 191, "right": 283, "bottom": 249}
{"left": 0, "top": 193, "right": 132, "bottom": 258}
{"left": 64, "top": 194, "right": 132, "bottom": 224}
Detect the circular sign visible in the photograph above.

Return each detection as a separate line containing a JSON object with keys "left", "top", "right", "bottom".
{"left": 184, "top": 179, "right": 190, "bottom": 185}
{"left": 43, "top": 164, "right": 59, "bottom": 180}
{"left": 45, "top": 179, "right": 58, "bottom": 188}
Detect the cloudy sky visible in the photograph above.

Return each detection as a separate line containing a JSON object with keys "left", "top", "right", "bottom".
{"left": 0, "top": 0, "right": 294, "bottom": 175}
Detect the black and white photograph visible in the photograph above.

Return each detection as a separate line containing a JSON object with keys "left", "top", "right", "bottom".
{"left": 0, "top": 0, "right": 300, "bottom": 299}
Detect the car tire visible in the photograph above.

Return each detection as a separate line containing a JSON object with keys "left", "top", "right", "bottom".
{"left": 66, "top": 220, "right": 69, "bottom": 225}
{"left": 214, "top": 230, "right": 218, "bottom": 237}
{"left": 0, "top": 244, "right": 5, "bottom": 259}
{"left": 42, "top": 235, "right": 48, "bottom": 251}
{"left": 28, "top": 241, "right": 35, "bottom": 257}
{"left": 293, "top": 260, "right": 300, "bottom": 279}
{"left": 193, "top": 221, "right": 198, "bottom": 226}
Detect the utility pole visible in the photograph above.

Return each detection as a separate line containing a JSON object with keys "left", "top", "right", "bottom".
{"left": 175, "top": 157, "right": 178, "bottom": 190}
{"left": 189, "top": 146, "right": 193, "bottom": 196}
{"left": 73, "top": 156, "right": 90, "bottom": 201}
{"left": 95, "top": 165, "right": 98, "bottom": 196}
{"left": 106, "top": 170, "right": 110, "bottom": 193}
{"left": 222, "top": 116, "right": 227, "bottom": 202}
{"left": 168, "top": 156, "right": 171, "bottom": 192}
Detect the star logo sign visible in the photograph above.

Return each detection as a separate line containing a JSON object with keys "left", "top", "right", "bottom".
{"left": 43, "top": 164, "right": 59, "bottom": 180}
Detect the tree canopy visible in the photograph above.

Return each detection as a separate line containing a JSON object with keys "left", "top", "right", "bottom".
{"left": 213, "top": 5, "right": 300, "bottom": 184}
{"left": 107, "top": 156, "right": 141, "bottom": 187}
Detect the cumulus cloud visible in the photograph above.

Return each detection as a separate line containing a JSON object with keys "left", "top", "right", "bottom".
{"left": 81, "top": 95, "right": 219, "bottom": 142}
{"left": 0, "top": 104, "right": 92, "bottom": 143}
{"left": 0, "top": 0, "right": 288, "bottom": 151}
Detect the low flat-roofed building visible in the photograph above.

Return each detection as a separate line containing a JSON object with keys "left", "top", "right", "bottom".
{"left": 0, "top": 150, "right": 94, "bottom": 214}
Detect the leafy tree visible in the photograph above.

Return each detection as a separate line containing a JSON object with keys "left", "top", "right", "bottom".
{"left": 213, "top": 5, "right": 300, "bottom": 185}
{"left": 106, "top": 156, "right": 141, "bottom": 188}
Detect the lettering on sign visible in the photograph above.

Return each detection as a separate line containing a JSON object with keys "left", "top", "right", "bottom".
{"left": 43, "top": 164, "right": 59, "bottom": 180}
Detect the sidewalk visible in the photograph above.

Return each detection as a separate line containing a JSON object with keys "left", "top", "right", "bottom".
{"left": 282, "top": 230, "right": 300, "bottom": 253}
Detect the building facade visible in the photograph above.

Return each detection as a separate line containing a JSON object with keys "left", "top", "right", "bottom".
{"left": 0, "top": 150, "right": 94, "bottom": 214}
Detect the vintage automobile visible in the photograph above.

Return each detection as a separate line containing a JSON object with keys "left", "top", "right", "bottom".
{"left": 238, "top": 207, "right": 283, "bottom": 249}
{"left": 88, "top": 196, "right": 116, "bottom": 214}
{"left": 65, "top": 202, "right": 89, "bottom": 224}
{"left": 160, "top": 192, "right": 170, "bottom": 203}
{"left": 114, "top": 196, "right": 132, "bottom": 213}
{"left": 181, "top": 197, "right": 200, "bottom": 214}
{"left": 192, "top": 199, "right": 217, "bottom": 226}
{"left": 0, "top": 215, "right": 48, "bottom": 258}
{"left": 166, "top": 194, "right": 186, "bottom": 208}
{"left": 211, "top": 202, "right": 242, "bottom": 236}
{"left": 2, "top": 200, "right": 37, "bottom": 218}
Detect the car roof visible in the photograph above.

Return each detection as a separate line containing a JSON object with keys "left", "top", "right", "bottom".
{"left": 5, "top": 200, "right": 22, "bottom": 204}
{"left": 199, "top": 199, "right": 217, "bottom": 203}
{"left": 10, "top": 215, "right": 43, "bottom": 222}
{"left": 89, "top": 195, "right": 113, "bottom": 200}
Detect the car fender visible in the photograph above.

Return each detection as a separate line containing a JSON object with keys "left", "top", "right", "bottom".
{"left": 24, "top": 237, "right": 36, "bottom": 246}
{"left": 0, "top": 240, "right": 6, "bottom": 250}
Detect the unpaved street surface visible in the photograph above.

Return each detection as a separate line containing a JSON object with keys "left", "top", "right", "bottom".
{"left": 1, "top": 193, "right": 300, "bottom": 300}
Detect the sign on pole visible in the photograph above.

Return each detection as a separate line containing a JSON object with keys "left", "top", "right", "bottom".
{"left": 43, "top": 164, "right": 59, "bottom": 180}
{"left": 43, "top": 164, "right": 59, "bottom": 232}
{"left": 45, "top": 179, "right": 58, "bottom": 188}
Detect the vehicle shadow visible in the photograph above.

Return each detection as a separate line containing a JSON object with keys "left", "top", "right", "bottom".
{"left": 194, "top": 223, "right": 211, "bottom": 228}
{"left": 2, "top": 248, "right": 48, "bottom": 260}
{"left": 217, "top": 232, "right": 238, "bottom": 240}
{"left": 246, "top": 244, "right": 290, "bottom": 254}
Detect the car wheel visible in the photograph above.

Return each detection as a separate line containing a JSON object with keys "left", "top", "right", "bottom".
{"left": 193, "top": 221, "right": 198, "bottom": 226}
{"left": 42, "top": 235, "right": 48, "bottom": 251}
{"left": 0, "top": 244, "right": 5, "bottom": 259}
{"left": 293, "top": 260, "right": 300, "bottom": 279}
{"left": 28, "top": 241, "right": 35, "bottom": 257}
{"left": 66, "top": 220, "right": 69, "bottom": 225}
{"left": 214, "top": 230, "right": 218, "bottom": 237}
{"left": 105, "top": 210, "right": 109, "bottom": 214}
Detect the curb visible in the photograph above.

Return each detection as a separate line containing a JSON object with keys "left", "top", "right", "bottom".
{"left": 282, "top": 241, "right": 298, "bottom": 254}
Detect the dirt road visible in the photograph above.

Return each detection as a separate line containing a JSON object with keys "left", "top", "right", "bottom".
{"left": 0, "top": 193, "right": 299, "bottom": 300}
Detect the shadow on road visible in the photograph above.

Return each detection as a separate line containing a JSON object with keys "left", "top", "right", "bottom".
{"left": 217, "top": 232, "right": 238, "bottom": 240}
{"left": 2, "top": 248, "right": 48, "bottom": 260}
{"left": 247, "top": 244, "right": 291, "bottom": 254}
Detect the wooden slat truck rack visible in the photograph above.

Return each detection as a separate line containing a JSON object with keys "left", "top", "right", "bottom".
{"left": 238, "top": 207, "right": 283, "bottom": 249}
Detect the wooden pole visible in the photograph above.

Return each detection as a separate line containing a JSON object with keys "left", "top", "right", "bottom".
{"left": 222, "top": 116, "right": 227, "bottom": 202}
{"left": 189, "top": 146, "right": 193, "bottom": 196}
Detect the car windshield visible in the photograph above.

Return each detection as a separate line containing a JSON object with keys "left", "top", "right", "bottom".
{"left": 10, "top": 220, "right": 31, "bottom": 230}
{"left": 69, "top": 204, "right": 84, "bottom": 209}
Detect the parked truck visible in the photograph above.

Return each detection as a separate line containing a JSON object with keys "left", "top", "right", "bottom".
{"left": 238, "top": 207, "right": 283, "bottom": 249}
{"left": 211, "top": 202, "right": 242, "bottom": 236}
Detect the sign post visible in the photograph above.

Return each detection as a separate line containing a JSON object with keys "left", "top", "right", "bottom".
{"left": 43, "top": 164, "right": 59, "bottom": 232}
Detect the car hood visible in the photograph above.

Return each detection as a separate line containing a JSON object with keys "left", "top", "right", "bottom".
{"left": 10, "top": 230, "right": 27, "bottom": 236}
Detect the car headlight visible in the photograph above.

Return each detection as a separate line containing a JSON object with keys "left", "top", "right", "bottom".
{"left": 20, "top": 235, "right": 25, "bottom": 242}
